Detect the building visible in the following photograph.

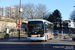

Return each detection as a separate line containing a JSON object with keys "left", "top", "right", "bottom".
{"left": 63, "top": 20, "right": 74, "bottom": 28}
{"left": 5, "top": 6, "right": 18, "bottom": 17}
{"left": 0, "top": 6, "right": 18, "bottom": 17}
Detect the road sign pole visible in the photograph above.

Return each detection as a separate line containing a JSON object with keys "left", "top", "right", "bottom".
{"left": 18, "top": 23, "right": 20, "bottom": 39}
{"left": 18, "top": 27, "right": 20, "bottom": 39}
{"left": 68, "top": 24, "right": 71, "bottom": 33}
{"left": 68, "top": 24, "right": 71, "bottom": 35}
{"left": 18, "top": 0, "right": 21, "bottom": 40}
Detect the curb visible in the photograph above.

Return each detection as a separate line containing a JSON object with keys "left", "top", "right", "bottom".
{"left": 0, "top": 38, "right": 4, "bottom": 40}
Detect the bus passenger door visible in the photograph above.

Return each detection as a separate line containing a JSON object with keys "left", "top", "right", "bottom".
{"left": 44, "top": 23, "right": 48, "bottom": 40}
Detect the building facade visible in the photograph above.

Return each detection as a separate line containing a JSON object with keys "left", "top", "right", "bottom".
{"left": 63, "top": 20, "right": 74, "bottom": 28}
{"left": 5, "top": 6, "right": 19, "bottom": 18}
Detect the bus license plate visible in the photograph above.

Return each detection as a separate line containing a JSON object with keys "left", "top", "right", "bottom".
{"left": 31, "top": 35, "right": 37, "bottom": 37}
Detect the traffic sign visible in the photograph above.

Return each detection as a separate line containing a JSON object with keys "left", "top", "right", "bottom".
{"left": 68, "top": 24, "right": 71, "bottom": 27}
{"left": 19, "top": 8, "right": 23, "bottom": 12}
{"left": 18, "top": 24, "right": 21, "bottom": 27}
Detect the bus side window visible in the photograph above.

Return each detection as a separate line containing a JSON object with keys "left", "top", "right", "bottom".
{"left": 45, "top": 23, "right": 48, "bottom": 33}
{"left": 47, "top": 24, "right": 51, "bottom": 33}
{"left": 47, "top": 25, "right": 48, "bottom": 30}
{"left": 50, "top": 24, "right": 53, "bottom": 28}
{"left": 50, "top": 24, "right": 53, "bottom": 33}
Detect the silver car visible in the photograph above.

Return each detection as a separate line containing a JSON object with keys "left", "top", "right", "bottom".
{"left": 72, "top": 36, "right": 75, "bottom": 41}
{"left": 53, "top": 30, "right": 59, "bottom": 36}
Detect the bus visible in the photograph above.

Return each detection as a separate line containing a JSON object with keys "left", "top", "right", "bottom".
{"left": 27, "top": 19, "right": 54, "bottom": 41}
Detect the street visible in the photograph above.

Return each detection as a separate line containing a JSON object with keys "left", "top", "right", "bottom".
{"left": 1, "top": 0, "right": 75, "bottom": 50}
{"left": 0, "top": 36, "right": 75, "bottom": 50}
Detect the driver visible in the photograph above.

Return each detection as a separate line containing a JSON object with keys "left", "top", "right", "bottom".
{"left": 37, "top": 29, "right": 43, "bottom": 34}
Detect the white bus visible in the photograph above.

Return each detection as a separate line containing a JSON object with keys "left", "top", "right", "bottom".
{"left": 27, "top": 19, "right": 54, "bottom": 41}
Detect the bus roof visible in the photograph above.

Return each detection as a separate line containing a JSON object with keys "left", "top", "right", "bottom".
{"left": 28, "top": 19, "right": 53, "bottom": 24}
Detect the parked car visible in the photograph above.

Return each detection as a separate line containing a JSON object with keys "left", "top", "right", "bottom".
{"left": 53, "top": 30, "right": 59, "bottom": 36}
{"left": 72, "top": 36, "right": 75, "bottom": 41}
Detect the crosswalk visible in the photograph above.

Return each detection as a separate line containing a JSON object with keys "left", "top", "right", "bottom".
{"left": 53, "top": 36, "right": 63, "bottom": 39}
{"left": 53, "top": 36, "right": 72, "bottom": 40}
{"left": 0, "top": 44, "right": 74, "bottom": 50}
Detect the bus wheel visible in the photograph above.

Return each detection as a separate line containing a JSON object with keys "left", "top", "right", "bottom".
{"left": 50, "top": 38, "right": 52, "bottom": 40}
{"left": 31, "top": 40, "right": 34, "bottom": 42}
{"left": 44, "top": 40, "right": 47, "bottom": 42}
{"left": 72, "top": 38, "right": 75, "bottom": 41}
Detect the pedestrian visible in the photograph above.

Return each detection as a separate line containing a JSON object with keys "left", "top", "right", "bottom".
{"left": 69, "top": 30, "right": 72, "bottom": 37}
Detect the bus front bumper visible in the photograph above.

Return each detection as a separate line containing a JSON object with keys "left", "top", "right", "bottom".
{"left": 27, "top": 37, "right": 45, "bottom": 40}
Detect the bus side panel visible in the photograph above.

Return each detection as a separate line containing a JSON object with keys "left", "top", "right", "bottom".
{"left": 46, "top": 23, "right": 53, "bottom": 39}
{"left": 49, "top": 33, "right": 51, "bottom": 37}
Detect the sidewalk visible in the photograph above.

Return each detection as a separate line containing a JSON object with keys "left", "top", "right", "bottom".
{"left": 0, "top": 37, "right": 4, "bottom": 40}
{"left": 0, "top": 36, "right": 27, "bottom": 42}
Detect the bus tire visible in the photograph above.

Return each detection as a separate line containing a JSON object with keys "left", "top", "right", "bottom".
{"left": 44, "top": 39, "right": 47, "bottom": 42}
{"left": 31, "top": 40, "right": 34, "bottom": 42}
{"left": 50, "top": 38, "right": 52, "bottom": 40}
{"left": 72, "top": 38, "right": 75, "bottom": 41}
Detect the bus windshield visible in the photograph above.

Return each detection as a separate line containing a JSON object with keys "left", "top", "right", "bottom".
{"left": 28, "top": 21, "right": 43, "bottom": 34}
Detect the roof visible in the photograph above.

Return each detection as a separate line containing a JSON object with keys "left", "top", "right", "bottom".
{"left": 64, "top": 20, "right": 71, "bottom": 23}
{"left": 28, "top": 19, "right": 53, "bottom": 24}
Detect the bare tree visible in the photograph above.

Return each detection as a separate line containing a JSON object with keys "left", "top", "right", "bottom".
{"left": 0, "top": 7, "right": 1, "bottom": 21}
{"left": 0, "top": 7, "right": 2, "bottom": 21}
{"left": 5, "top": 7, "right": 10, "bottom": 18}
{"left": 36, "top": 4, "right": 48, "bottom": 19}
{"left": 22, "top": 3, "right": 48, "bottom": 20}
{"left": 22, "top": 3, "right": 35, "bottom": 20}
{"left": 5, "top": 5, "right": 19, "bottom": 32}
{"left": 12, "top": 5, "right": 19, "bottom": 32}
{"left": 70, "top": 12, "right": 75, "bottom": 22}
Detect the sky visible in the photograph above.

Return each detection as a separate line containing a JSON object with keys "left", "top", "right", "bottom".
{"left": 0, "top": 0, "right": 75, "bottom": 21}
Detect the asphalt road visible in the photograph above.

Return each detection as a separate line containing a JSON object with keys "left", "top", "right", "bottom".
{"left": 0, "top": 36, "right": 75, "bottom": 50}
